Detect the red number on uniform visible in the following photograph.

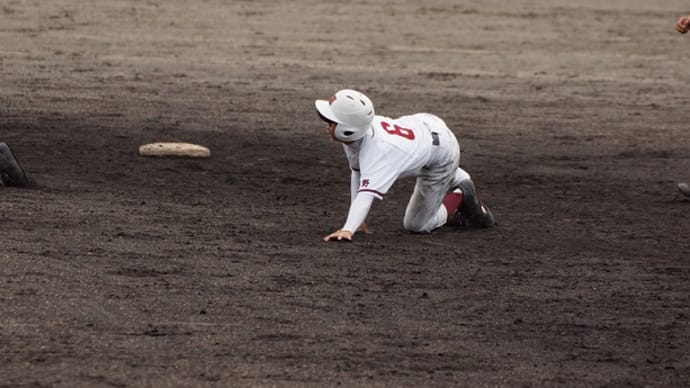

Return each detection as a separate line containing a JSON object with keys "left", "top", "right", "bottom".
{"left": 380, "top": 121, "right": 415, "bottom": 140}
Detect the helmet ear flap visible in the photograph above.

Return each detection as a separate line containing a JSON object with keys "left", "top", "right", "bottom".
{"left": 334, "top": 124, "right": 368, "bottom": 142}
{"left": 339, "top": 126, "right": 355, "bottom": 137}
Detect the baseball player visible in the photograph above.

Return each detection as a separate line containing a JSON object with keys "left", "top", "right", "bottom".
{"left": 0, "top": 142, "right": 29, "bottom": 187}
{"left": 675, "top": 14, "right": 690, "bottom": 197}
{"left": 316, "top": 89, "right": 495, "bottom": 242}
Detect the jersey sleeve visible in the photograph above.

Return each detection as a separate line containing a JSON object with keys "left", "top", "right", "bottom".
{"left": 356, "top": 143, "right": 400, "bottom": 198}
{"left": 342, "top": 191, "right": 376, "bottom": 233}
{"left": 350, "top": 169, "right": 361, "bottom": 203}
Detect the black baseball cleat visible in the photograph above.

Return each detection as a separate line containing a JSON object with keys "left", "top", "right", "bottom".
{"left": 455, "top": 179, "right": 495, "bottom": 228}
{"left": 0, "top": 142, "right": 29, "bottom": 187}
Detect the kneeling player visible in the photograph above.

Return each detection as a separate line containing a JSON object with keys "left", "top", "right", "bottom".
{"left": 315, "top": 89, "right": 495, "bottom": 242}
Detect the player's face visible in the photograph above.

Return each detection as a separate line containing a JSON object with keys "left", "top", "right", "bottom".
{"left": 326, "top": 122, "right": 337, "bottom": 140}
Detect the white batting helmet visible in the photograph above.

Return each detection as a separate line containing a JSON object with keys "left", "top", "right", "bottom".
{"left": 315, "top": 89, "right": 375, "bottom": 142}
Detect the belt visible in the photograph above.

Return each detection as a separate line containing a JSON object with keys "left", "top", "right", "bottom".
{"left": 424, "top": 132, "right": 441, "bottom": 170}
{"left": 424, "top": 121, "right": 441, "bottom": 146}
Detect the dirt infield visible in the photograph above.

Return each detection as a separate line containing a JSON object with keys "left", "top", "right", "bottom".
{"left": 1, "top": 1, "right": 689, "bottom": 386}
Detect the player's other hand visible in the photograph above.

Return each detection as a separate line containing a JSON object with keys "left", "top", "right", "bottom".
{"left": 323, "top": 229, "right": 353, "bottom": 242}
{"left": 676, "top": 16, "right": 690, "bottom": 33}
{"left": 357, "top": 222, "right": 372, "bottom": 235}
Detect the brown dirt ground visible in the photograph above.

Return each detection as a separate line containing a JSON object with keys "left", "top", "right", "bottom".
{"left": 1, "top": 1, "right": 689, "bottom": 386}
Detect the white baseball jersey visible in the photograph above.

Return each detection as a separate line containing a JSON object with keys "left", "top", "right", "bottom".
{"left": 340, "top": 113, "right": 468, "bottom": 233}
{"left": 343, "top": 113, "right": 456, "bottom": 199}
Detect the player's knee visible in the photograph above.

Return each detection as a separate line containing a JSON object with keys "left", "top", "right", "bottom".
{"left": 403, "top": 218, "right": 428, "bottom": 233}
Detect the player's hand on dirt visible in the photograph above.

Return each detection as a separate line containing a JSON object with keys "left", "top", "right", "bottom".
{"left": 676, "top": 16, "right": 690, "bottom": 33}
{"left": 356, "top": 222, "right": 372, "bottom": 235}
{"left": 323, "top": 229, "right": 353, "bottom": 242}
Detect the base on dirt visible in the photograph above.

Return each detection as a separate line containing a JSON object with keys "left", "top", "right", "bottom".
{"left": 138, "top": 142, "right": 211, "bottom": 158}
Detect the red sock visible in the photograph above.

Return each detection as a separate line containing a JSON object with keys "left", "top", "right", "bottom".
{"left": 442, "top": 192, "right": 463, "bottom": 216}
